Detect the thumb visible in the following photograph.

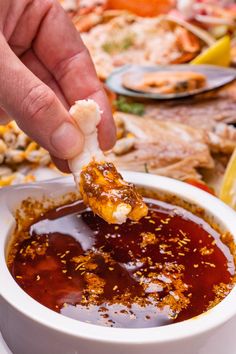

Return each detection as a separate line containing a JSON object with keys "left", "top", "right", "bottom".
{"left": 0, "top": 35, "right": 84, "bottom": 160}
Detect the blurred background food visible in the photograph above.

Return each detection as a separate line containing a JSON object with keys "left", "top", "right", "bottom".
{"left": 191, "top": 35, "right": 231, "bottom": 66}
{"left": 2, "top": 0, "right": 236, "bottom": 211}
{"left": 106, "top": 0, "right": 175, "bottom": 17}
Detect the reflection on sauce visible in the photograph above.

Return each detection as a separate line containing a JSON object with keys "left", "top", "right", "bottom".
{"left": 8, "top": 199, "right": 235, "bottom": 328}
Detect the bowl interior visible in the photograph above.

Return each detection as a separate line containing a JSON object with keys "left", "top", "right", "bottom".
{"left": 1, "top": 172, "right": 236, "bottom": 344}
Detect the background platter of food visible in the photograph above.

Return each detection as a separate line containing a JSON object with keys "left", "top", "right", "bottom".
{"left": 1, "top": 0, "right": 236, "bottom": 205}
{"left": 80, "top": 14, "right": 214, "bottom": 80}
{"left": 106, "top": 64, "right": 236, "bottom": 99}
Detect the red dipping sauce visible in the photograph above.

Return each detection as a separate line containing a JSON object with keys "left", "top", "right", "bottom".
{"left": 8, "top": 198, "right": 235, "bottom": 328}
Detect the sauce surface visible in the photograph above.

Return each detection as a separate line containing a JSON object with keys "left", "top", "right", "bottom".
{"left": 8, "top": 199, "right": 235, "bottom": 328}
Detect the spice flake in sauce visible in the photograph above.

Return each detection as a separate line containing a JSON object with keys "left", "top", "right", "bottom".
{"left": 8, "top": 198, "right": 235, "bottom": 328}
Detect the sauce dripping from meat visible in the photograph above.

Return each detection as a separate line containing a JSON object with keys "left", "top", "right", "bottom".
{"left": 8, "top": 199, "right": 235, "bottom": 328}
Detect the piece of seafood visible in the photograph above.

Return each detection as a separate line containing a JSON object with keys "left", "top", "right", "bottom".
{"left": 0, "top": 122, "right": 50, "bottom": 167}
{"left": 59, "top": 0, "right": 77, "bottom": 12}
{"left": 145, "top": 82, "right": 236, "bottom": 154}
{"left": 68, "top": 100, "right": 148, "bottom": 224}
{"left": 109, "top": 112, "right": 214, "bottom": 180}
{"left": 122, "top": 71, "right": 206, "bottom": 95}
{"left": 81, "top": 13, "right": 213, "bottom": 79}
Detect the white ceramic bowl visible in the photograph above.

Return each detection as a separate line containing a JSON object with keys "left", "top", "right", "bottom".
{"left": 0, "top": 172, "right": 236, "bottom": 354}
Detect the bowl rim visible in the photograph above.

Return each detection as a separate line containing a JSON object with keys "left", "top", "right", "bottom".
{"left": 0, "top": 171, "right": 236, "bottom": 344}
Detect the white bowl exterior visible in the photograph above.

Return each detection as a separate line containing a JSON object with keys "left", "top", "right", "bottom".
{"left": 0, "top": 172, "right": 236, "bottom": 354}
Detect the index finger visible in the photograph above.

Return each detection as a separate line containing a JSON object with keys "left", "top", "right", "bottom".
{"left": 33, "top": 1, "right": 116, "bottom": 150}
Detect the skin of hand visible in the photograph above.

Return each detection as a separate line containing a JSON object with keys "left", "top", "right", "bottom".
{"left": 0, "top": 0, "right": 116, "bottom": 172}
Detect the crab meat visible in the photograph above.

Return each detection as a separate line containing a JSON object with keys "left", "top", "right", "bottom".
{"left": 68, "top": 100, "right": 148, "bottom": 224}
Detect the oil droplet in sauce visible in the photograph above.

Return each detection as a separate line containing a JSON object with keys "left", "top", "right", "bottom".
{"left": 8, "top": 199, "right": 235, "bottom": 328}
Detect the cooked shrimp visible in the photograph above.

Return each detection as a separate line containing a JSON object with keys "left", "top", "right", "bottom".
{"left": 68, "top": 99, "right": 148, "bottom": 224}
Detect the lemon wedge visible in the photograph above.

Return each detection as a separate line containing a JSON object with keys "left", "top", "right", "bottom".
{"left": 0, "top": 175, "right": 16, "bottom": 187}
{"left": 219, "top": 148, "right": 236, "bottom": 209}
{"left": 191, "top": 35, "right": 231, "bottom": 67}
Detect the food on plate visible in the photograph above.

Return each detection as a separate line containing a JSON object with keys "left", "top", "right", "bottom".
{"left": 69, "top": 100, "right": 148, "bottom": 224}
{"left": 192, "top": 2, "right": 236, "bottom": 29}
{"left": 191, "top": 35, "right": 231, "bottom": 67}
{"left": 0, "top": 122, "right": 50, "bottom": 166}
{"left": 122, "top": 71, "right": 207, "bottom": 95}
{"left": 8, "top": 193, "right": 236, "bottom": 328}
{"left": 59, "top": 0, "right": 77, "bottom": 12}
{"left": 106, "top": 0, "right": 175, "bottom": 17}
{"left": 109, "top": 112, "right": 214, "bottom": 180}
{"left": 0, "top": 121, "right": 55, "bottom": 187}
{"left": 82, "top": 14, "right": 205, "bottom": 79}
{"left": 61, "top": 0, "right": 108, "bottom": 32}
{"left": 145, "top": 84, "right": 236, "bottom": 155}
{"left": 219, "top": 148, "right": 236, "bottom": 209}
{"left": 185, "top": 178, "right": 215, "bottom": 195}
{"left": 60, "top": 0, "right": 107, "bottom": 14}
{"left": 114, "top": 96, "right": 145, "bottom": 116}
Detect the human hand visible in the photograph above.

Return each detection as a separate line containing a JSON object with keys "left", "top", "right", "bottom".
{"left": 0, "top": 0, "right": 116, "bottom": 171}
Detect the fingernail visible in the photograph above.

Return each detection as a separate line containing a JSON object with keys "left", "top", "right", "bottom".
{"left": 51, "top": 122, "right": 84, "bottom": 159}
